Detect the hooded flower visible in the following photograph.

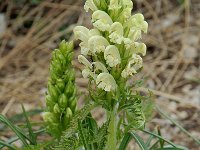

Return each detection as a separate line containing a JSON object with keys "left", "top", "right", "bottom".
{"left": 126, "top": 13, "right": 148, "bottom": 42}
{"left": 78, "top": 55, "right": 94, "bottom": 78}
{"left": 121, "top": 54, "right": 143, "bottom": 78}
{"left": 73, "top": 26, "right": 89, "bottom": 42}
{"left": 74, "top": 27, "right": 101, "bottom": 55}
{"left": 109, "top": 22, "right": 124, "bottom": 44}
{"left": 129, "top": 42, "right": 146, "bottom": 56}
{"left": 92, "top": 62, "right": 108, "bottom": 73}
{"left": 104, "top": 45, "right": 121, "bottom": 67}
{"left": 84, "top": 0, "right": 98, "bottom": 12}
{"left": 96, "top": 73, "right": 117, "bottom": 91}
{"left": 92, "top": 10, "right": 113, "bottom": 31}
{"left": 88, "top": 35, "right": 110, "bottom": 54}
{"left": 121, "top": 0, "right": 133, "bottom": 9}
{"left": 109, "top": 0, "right": 121, "bottom": 10}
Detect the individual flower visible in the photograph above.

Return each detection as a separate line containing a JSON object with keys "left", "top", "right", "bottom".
{"left": 92, "top": 10, "right": 113, "bottom": 31}
{"left": 121, "top": 54, "right": 143, "bottom": 78}
{"left": 126, "top": 13, "right": 148, "bottom": 42}
{"left": 109, "top": 0, "right": 121, "bottom": 10}
{"left": 73, "top": 26, "right": 89, "bottom": 42}
{"left": 88, "top": 35, "right": 110, "bottom": 54}
{"left": 96, "top": 73, "right": 117, "bottom": 91}
{"left": 74, "top": 27, "right": 101, "bottom": 55}
{"left": 104, "top": 45, "right": 121, "bottom": 67}
{"left": 129, "top": 42, "right": 147, "bottom": 56}
{"left": 78, "top": 55, "right": 92, "bottom": 69}
{"left": 109, "top": 22, "right": 124, "bottom": 44}
{"left": 121, "top": 0, "right": 133, "bottom": 9}
{"left": 84, "top": 0, "right": 98, "bottom": 12}
{"left": 92, "top": 62, "right": 108, "bottom": 73}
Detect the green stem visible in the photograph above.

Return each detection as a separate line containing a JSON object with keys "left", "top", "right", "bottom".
{"left": 107, "top": 103, "right": 118, "bottom": 150}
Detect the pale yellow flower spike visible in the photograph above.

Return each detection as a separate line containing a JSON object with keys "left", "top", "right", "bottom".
{"left": 88, "top": 35, "right": 110, "bottom": 54}
{"left": 109, "top": 22, "right": 124, "bottom": 44}
{"left": 104, "top": 45, "right": 121, "bottom": 67}
{"left": 121, "top": 54, "right": 143, "bottom": 78}
{"left": 84, "top": 0, "right": 98, "bottom": 12}
{"left": 92, "top": 10, "right": 113, "bottom": 31}
{"left": 96, "top": 73, "right": 117, "bottom": 91}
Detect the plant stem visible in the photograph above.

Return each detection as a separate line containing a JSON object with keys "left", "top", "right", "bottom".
{"left": 107, "top": 103, "right": 118, "bottom": 150}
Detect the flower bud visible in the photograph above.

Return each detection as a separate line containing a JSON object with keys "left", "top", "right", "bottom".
{"left": 48, "top": 83, "right": 58, "bottom": 102}
{"left": 58, "top": 94, "right": 68, "bottom": 108}
{"left": 66, "top": 107, "right": 73, "bottom": 118}
{"left": 46, "top": 95, "right": 56, "bottom": 110}
{"left": 56, "top": 78, "right": 65, "bottom": 92}
{"left": 53, "top": 103, "right": 61, "bottom": 114}
{"left": 43, "top": 112, "right": 57, "bottom": 123}
{"left": 70, "top": 99, "right": 77, "bottom": 113}
{"left": 65, "top": 81, "right": 75, "bottom": 96}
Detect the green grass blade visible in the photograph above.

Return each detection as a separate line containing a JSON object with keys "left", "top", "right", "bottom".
{"left": 0, "top": 128, "right": 45, "bottom": 149}
{"left": 156, "top": 106, "right": 200, "bottom": 145}
{"left": 141, "top": 129, "right": 177, "bottom": 147}
{"left": 157, "top": 127, "right": 164, "bottom": 148}
{"left": 0, "top": 114, "right": 29, "bottom": 146}
{"left": 130, "top": 132, "right": 148, "bottom": 150}
{"left": 145, "top": 134, "right": 154, "bottom": 148}
{"left": 118, "top": 132, "right": 132, "bottom": 150}
{"left": 78, "top": 120, "right": 89, "bottom": 150}
{"left": 21, "top": 104, "right": 37, "bottom": 145}
{"left": 0, "top": 140, "right": 16, "bottom": 150}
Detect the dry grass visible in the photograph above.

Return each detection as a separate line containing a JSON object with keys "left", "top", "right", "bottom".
{"left": 0, "top": 0, "right": 199, "bottom": 149}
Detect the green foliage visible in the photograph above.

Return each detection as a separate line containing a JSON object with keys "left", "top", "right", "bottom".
{"left": 43, "top": 41, "right": 77, "bottom": 138}
{"left": 53, "top": 103, "right": 96, "bottom": 149}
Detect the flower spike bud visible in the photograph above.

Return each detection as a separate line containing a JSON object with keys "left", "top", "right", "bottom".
{"left": 92, "top": 10, "right": 113, "bottom": 31}
{"left": 130, "top": 42, "right": 147, "bottom": 56}
{"left": 109, "top": 0, "right": 121, "bottom": 10}
{"left": 78, "top": 55, "right": 92, "bottom": 69}
{"left": 109, "top": 22, "right": 124, "bottom": 44}
{"left": 104, "top": 45, "right": 121, "bottom": 67}
{"left": 73, "top": 26, "right": 89, "bottom": 42}
{"left": 88, "top": 35, "right": 110, "bottom": 54}
{"left": 96, "top": 73, "right": 117, "bottom": 91}
{"left": 92, "top": 62, "right": 108, "bottom": 73}
{"left": 121, "top": 54, "right": 143, "bottom": 78}
{"left": 84, "top": 0, "right": 98, "bottom": 12}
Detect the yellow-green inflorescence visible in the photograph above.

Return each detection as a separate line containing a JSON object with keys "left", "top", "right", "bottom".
{"left": 43, "top": 41, "right": 77, "bottom": 138}
{"left": 74, "top": 0, "right": 148, "bottom": 93}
